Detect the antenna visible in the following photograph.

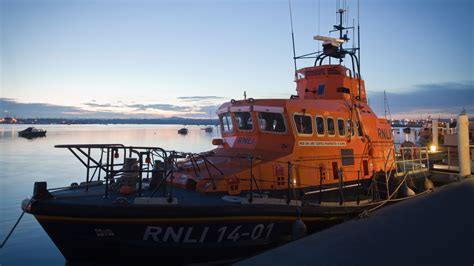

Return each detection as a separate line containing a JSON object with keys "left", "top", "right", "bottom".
{"left": 357, "top": 0, "right": 361, "bottom": 71}
{"left": 357, "top": 0, "right": 361, "bottom": 100}
{"left": 317, "top": 0, "right": 320, "bottom": 53}
{"left": 384, "top": 90, "right": 392, "bottom": 121}
{"left": 288, "top": 0, "right": 298, "bottom": 79}
{"left": 352, "top": 18, "right": 355, "bottom": 49}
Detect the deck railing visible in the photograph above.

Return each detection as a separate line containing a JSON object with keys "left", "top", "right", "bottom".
{"left": 394, "top": 146, "right": 429, "bottom": 177}
{"left": 53, "top": 143, "right": 433, "bottom": 207}
{"left": 55, "top": 144, "right": 175, "bottom": 199}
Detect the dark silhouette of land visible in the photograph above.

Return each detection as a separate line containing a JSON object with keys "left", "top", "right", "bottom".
{"left": 1, "top": 117, "right": 219, "bottom": 125}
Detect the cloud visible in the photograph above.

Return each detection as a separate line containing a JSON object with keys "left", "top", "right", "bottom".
{"left": 128, "top": 103, "right": 192, "bottom": 112}
{"left": 0, "top": 98, "right": 222, "bottom": 119}
{"left": 177, "top": 96, "right": 225, "bottom": 102}
{"left": 1, "top": 98, "right": 84, "bottom": 117}
{"left": 0, "top": 98, "right": 135, "bottom": 118}
{"left": 83, "top": 102, "right": 122, "bottom": 108}
{"left": 369, "top": 81, "right": 474, "bottom": 119}
{"left": 182, "top": 104, "right": 221, "bottom": 118}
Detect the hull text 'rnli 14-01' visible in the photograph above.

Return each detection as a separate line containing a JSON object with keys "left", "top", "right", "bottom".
{"left": 21, "top": 6, "right": 434, "bottom": 265}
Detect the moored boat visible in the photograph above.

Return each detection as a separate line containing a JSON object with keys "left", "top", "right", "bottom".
{"left": 202, "top": 126, "right": 213, "bottom": 132}
{"left": 18, "top": 127, "right": 47, "bottom": 138}
{"left": 20, "top": 7, "right": 433, "bottom": 265}
{"left": 178, "top": 127, "right": 188, "bottom": 135}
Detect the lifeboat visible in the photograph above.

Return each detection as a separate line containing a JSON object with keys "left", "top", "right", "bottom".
{"left": 20, "top": 8, "right": 422, "bottom": 265}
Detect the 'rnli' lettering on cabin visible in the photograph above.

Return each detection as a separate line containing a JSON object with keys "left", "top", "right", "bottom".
{"left": 298, "top": 141, "right": 346, "bottom": 147}
{"left": 377, "top": 128, "right": 391, "bottom": 139}
{"left": 236, "top": 136, "right": 255, "bottom": 145}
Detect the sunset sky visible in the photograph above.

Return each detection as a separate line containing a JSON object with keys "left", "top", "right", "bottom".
{"left": 1, "top": 0, "right": 473, "bottom": 119}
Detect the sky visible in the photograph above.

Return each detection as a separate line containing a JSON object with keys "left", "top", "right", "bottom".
{"left": 0, "top": 0, "right": 473, "bottom": 119}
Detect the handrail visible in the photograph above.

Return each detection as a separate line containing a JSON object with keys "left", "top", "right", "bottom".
{"left": 55, "top": 143, "right": 433, "bottom": 204}
{"left": 58, "top": 144, "right": 172, "bottom": 198}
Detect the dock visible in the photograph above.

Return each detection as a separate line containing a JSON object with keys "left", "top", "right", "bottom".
{"left": 236, "top": 177, "right": 474, "bottom": 266}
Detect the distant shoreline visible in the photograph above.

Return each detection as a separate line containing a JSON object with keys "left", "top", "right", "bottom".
{"left": 0, "top": 117, "right": 219, "bottom": 125}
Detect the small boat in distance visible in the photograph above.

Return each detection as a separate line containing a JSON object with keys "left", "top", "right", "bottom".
{"left": 18, "top": 127, "right": 47, "bottom": 138}
{"left": 178, "top": 127, "right": 188, "bottom": 135}
{"left": 202, "top": 126, "right": 213, "bottom": 133}
{"left": 202, "top": 111, "right": 214, "bottom": 132}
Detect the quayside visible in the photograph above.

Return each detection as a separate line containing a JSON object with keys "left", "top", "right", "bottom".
{"left": 20, "top": 7, "right": 438, "bottom": 265}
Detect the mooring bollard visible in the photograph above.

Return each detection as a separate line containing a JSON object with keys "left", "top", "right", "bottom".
{"left": 457, "top": 111, "right": 471, "bottom": 177}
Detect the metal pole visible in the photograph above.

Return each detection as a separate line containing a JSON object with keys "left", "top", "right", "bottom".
{"left": 357, "top": 170, "right": 360, "bottom": 205}
{"left": 249, "top": 156, "right": 253, "bottom": 203}
{"left": 447, "top": 147, "right": 451, "bottom": 171}
{"left": 163, "top": 154, "right": 167, "bottom": 197}
{"left": 288, "top": 0, "right": 298, "bottom": 79}
{"left": 319, "top": 166, "right": 323, "bottom": 204}
{"left": 86, "top": 148, "right": 91, "bottom": 192}
{"left": 110, "top": 148, "right": 115, "bottom": 197}
{"left": 287, "top": 161, "right": 292, "bottom": 205}
{"left": 104, "top": 148, "right": 110, "bottom": 198}
{"left": 372, "top": 170, "right": 376, "bottom": 201}
{"left": 97, "top": 148, "right": 103, "bottom": 182}
{"left": 339, "top": 169, "right": 343, "bottom": 205}
{"left": 138, "top": 152, "right": 143, "bottom": 197}
{"left": 168, "top": 152, "right": 174, "bottom": 203}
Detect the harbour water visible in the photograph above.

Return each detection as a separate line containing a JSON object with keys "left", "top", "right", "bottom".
{"left": 0, "top": 124, "right": 219, "bottom": 265}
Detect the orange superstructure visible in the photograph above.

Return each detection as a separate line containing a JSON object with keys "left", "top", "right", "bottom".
{"left": 172, "top": 11, "right": 395, "bottom": 197}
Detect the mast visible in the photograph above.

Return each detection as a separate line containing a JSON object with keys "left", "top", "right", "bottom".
{"left": 357, "top": 0, "right": 361, "bottom": 100}
{"left": 288, "top": 0, "right": 298, "bottom": 79}
{"left": 384, "top": 90, "right": 392, "bottom": 122}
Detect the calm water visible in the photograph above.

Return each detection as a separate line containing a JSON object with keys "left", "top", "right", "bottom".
{"left": 0, "top": 124, "right": 219, "bottom": 265}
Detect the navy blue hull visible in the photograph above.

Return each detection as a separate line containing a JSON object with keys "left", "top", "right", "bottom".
{"left": 36, "top": 215, "right": 342, "bottom": 264}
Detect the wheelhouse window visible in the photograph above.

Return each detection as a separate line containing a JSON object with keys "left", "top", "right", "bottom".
{"left": 258, "top": 112, "right": 286, "bottom": 133}
{"left": 327, "top": 117, "right": 335, "bottom": 136}
{"left": 235, "top": 112, "right": 253, "bottom": 131}
{"left": 347, "top": 119, "right": 354, "bottom": 136}
{"left": 294, "top": 114, "right": 312, "bottom": 135}
{"left": 337, "top": 118, "right": 345, "bottom": 136}
{"left": 220, "top": 112, "right": 234, "bottom": 133}
{"left": 316, "top": 116, "right": 325, "bottom": 135}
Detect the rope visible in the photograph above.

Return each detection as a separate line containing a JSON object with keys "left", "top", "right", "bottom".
{"left": 0, "top": 211, "right": 25, "bottom": 248}
{"left": 363, "top": 172, "right": 433, "bottom": 214}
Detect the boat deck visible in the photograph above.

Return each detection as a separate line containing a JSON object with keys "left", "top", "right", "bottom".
{"left": 29, "top": 181, "right": 375, "bottom": 219}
